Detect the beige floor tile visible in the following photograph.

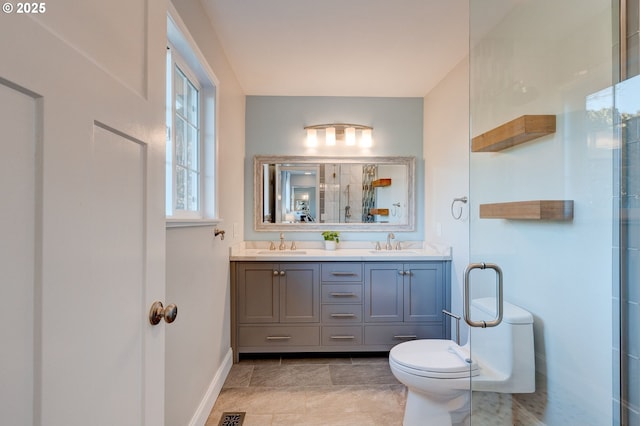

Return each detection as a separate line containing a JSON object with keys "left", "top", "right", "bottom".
{"left": 272, "top": 412, "right": 380, "bottom": 426}
{"left": 242, "top": 413, "right": 274, "bottom": 426}
{"left": 204, "top": 409, "right": 222, "bottom": 426}
{"left": 223, "top": 364, "right": 254, "bottom": 388}
{"left": 304, "top": 385, "right": 405, "bottom": 415}
{"left": 370, "top": 411, "right": 405, "bottom": 426}
{"left": 238, "top": 355, "right": 282, "bottom": 366}
{"left": 281, "top": 355, "right": 352, "bottom": 365}
{"left": 349, "top": 384, "right": 406, "bottom": 414}
{"left": 329, "top": 363, "right": 400, "bottom": 385}
{"left": 303, "top": 386, "right": 365, "bottom": 414}
{"left": 207, "top": 355, "right": 552, "bottom": 426}
{"left": 212, "top": 386, "right": 307, "bottom": 415}
{"left": 350, "top": 355, "right": 390, "bottom": 365}
{"left": 250, "top": 364, "right": 332, "bottom": 387}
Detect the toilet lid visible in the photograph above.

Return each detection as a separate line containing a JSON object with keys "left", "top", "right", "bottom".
{"left": 390, "top": 339, "right": 479, "bottom": 375}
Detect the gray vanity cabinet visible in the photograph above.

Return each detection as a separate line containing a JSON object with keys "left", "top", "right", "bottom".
{"left": 231, "top": 260, "right": 450, "bottom": 361}
{"left": 364, "top": 262, "right": 444, "bottom": 323}
{"left": 236, "top": 262, "right": 320, "bottom": 324}
{"left": 402, "top": 263, "right": 445, "bottom": 322}
{"left": 363, "top": 263, "right": 404, "bottom": 322}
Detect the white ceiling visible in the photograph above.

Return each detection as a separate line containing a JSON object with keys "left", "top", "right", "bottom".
{"left": 200, "top": 0, "right": 469, "bottom": 97}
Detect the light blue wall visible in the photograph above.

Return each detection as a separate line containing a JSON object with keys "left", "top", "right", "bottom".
{"left": 244, "top": 96, "right": 424, "bottom": 242}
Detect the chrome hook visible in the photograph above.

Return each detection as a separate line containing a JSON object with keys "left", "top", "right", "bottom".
{"left": 214, "top": 228, "right": 225, "bottom": 240}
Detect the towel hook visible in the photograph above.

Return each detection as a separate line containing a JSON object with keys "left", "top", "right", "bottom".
{"left": 214, "top": 228, "right": 225, "bottom": 240}
{"left": 450, "top": 196, "right": 468, "bottom": 220}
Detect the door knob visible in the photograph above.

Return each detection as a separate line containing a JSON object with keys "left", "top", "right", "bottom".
{"left": 149, "top": 301, "right": 178, "bottom": 325}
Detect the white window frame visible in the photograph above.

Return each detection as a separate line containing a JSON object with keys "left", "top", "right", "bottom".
{"left": 167, "top": 48, "right": 202, "bottom": 218}
{"left": 166, "top": 6, "right": 220, "bottom": 227}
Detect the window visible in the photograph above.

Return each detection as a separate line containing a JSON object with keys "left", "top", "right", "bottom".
{"left": 166, "top": 10, "right": 218, "bottom": 226}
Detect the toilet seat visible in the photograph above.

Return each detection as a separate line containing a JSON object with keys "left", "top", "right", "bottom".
{"left": 390, "top": 339, "right": 480, "bottom": 379}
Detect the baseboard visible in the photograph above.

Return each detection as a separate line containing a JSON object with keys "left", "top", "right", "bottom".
{"left": 188, "top": 347, "right": 234, "bottom": 426}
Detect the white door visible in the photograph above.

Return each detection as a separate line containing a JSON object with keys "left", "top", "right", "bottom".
{"left": 0, "top": 2, "right": 167, "bottom": 425}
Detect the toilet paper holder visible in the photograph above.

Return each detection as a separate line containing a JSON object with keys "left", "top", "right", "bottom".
{"left": 442, "top": 309, "right": 461, "bottom": 345}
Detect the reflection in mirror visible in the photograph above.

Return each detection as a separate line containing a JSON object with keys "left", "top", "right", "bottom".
{"left": 255, "top": 156, "right": 415, "bottom": 231}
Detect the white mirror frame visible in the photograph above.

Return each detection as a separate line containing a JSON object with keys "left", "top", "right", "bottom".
{"left": 254, "top": 155, "right": 416, "bottom": 232}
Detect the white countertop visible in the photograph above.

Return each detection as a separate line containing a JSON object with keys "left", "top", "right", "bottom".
{"left": 229, "top": 241, "right": 451, "bottom": 261}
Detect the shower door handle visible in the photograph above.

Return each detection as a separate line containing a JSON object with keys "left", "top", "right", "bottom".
{"left": 463, "top": 262, "right": 503, "bottom": 328}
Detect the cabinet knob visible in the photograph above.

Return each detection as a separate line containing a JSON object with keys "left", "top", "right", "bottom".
{"left": 280, "top": 270, "right": 285, "bottom": 276}
{"left": 398, "top": 270, "right": 405, "bottom": 276}
{"left": 273, "top": 270, "right": 279, "bottom": 276}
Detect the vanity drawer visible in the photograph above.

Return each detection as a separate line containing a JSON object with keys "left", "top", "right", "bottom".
{"left": 238, "top": 326, "right": 320, "bottom": 347}
{"left": 321, "top": 284, "right": 362, "bottom": 303}
{"left": 322, "top": 326, "right": 363, "bottom": 345}
{"left": 322, "top": 304, "right": 362, "bottom": 323}
{"left": 364, "top": 324, "right": 443, "bottom": 345}
{"left": 321, "top": 263, "right": 363, "bottom": 282}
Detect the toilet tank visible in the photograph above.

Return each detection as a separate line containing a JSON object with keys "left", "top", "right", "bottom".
{"left": 468, "top": 298, "right": 535, "bottom": 393}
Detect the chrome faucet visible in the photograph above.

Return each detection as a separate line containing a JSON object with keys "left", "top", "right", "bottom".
{"left": 385, "top": 232, "right": 395, "bottom": 250}
{"left": 279, "top": 232, "right": 286, "bottom": 250}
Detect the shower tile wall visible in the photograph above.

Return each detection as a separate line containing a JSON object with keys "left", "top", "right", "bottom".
{"left": 320, "top": 164, "right": 364, "bottom": 223}
{"left": 341, "top": 164, "right": 363, "bottom": 223}
{"left": 322, "top": 164, "right": 340, "bottom": 223}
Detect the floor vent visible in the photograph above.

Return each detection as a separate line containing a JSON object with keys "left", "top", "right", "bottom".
{"left": 217, "top": 412, "right": 246, "bottom": 426}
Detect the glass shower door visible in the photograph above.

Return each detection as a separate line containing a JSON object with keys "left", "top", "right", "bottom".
{"left": 468, "top": 0, "right": 616, "bottom": 424}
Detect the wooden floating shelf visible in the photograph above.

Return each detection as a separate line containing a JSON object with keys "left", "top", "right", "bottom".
{"left": 479, "top": 200, "right": 574, "bottom": 221}
{"left": 472, "top": 115, "right": 556, "bottom": 152}
{"left": 372, "top": 178, "right": 391, "bottom": 187}
{"left": 370, "top": 208, "right": 389, "bottom": 216}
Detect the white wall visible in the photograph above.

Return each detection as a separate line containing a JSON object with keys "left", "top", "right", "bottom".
{"left": 423, "top": 57, "right": 470, "bottom": 344}
{"left": 166, "top": 1, "right": 245, "bottom": 425}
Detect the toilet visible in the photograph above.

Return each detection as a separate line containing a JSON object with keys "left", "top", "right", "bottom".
{"left": 389, "top": 298, "right": 535, "bottom": 426}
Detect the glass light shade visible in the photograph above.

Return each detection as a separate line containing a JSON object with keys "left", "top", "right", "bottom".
{"left": 325, "top": 127, "right": 336, "bottom": 146}
{"left": 306, "top": 128, "right": 318, "bottom": 147}
{"left": 360, "top": 128, "right": 373, "bottom": 147}
{"left": 345, "top": 127, "right": 356, "bottom": 145}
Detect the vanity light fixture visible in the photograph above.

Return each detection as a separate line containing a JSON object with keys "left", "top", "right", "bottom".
{"left": 306, "top": 128, "right": 318, "bottom": 147}
{"left": 325, "top": 126, "right": 336, "bottom": 146}
{"left": 304, "top": 123, "right": 373, "bottom": 147}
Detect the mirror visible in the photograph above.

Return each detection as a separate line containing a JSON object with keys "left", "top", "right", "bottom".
{"left": 254, "top": 156, "right": 415, "bottom": 231}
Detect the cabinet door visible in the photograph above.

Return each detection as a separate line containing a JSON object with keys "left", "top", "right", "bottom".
{"left": 364, "top": 263, "right": 404, "bottom": 322}
{"left": 237, "top": 263, "right": 279, "bottom": 323}
{"left": 280, "top": 263, "right": 320, "bottom": 323}
{"left": 403, "top": 263, "right": 444, "bottom": 322}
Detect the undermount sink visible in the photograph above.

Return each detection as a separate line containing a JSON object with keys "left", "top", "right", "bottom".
{"left": 256, "top": 250, "right": 307, "bottom": 255}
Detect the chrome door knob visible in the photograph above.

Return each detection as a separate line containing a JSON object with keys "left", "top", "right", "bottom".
{"left": 149, "top": 301, "right": 178, "bottom": 325}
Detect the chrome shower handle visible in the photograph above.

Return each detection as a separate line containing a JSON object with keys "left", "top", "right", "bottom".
{"left": 463, "top": 262, "right": 503, "bottom": 328}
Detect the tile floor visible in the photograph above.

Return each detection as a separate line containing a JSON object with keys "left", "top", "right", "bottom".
{"left": 206, "top": 353, "right": 570, "bottom": 426}
{"left": 206, "top": 353, "right": 406, "bottom": 426}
